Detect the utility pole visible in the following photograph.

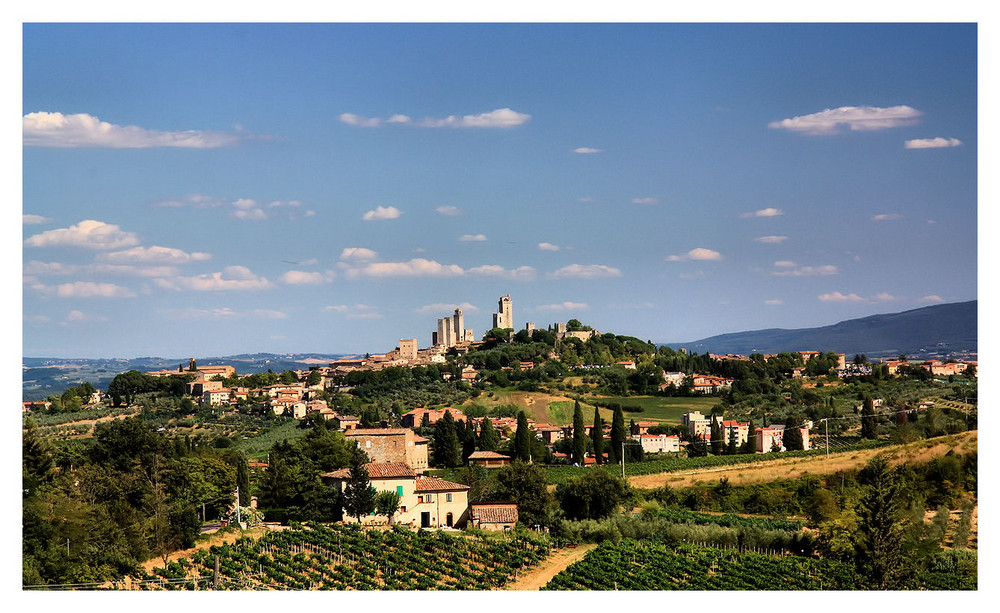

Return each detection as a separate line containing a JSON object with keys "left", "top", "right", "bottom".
{"left": 824, "top": 418, "right": 829, "bottom": 458}
{"left": 621, "top": 441, "right": 625, "bottom": 479}
{"left": 236, "top": 483, "right": 241, "bottom": 526}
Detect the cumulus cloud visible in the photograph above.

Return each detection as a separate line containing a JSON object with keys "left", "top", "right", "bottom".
{"left": 160, "top": 307, "right": 287, "bottom": 320}
{"left": 23, "top": 111, "right": 242, "bottom": 148}
{"left": 768, "top": 105, "right": 922, "bottom": 135}
{"left": 918, "top": 295, "right": 945, "bottom": 303}
{"left": 873, "top": 292, "right": 898, "bottom": 301}
{"left": 666, "top": 248, "right": 724, "bottom": 262}
{"left": 340, "top": 247, "right": 379, "bottom": 261}
{"left": 740, "top": 208, "right": 784, "bottom": 218}
{"left": 279, "top": 270, "right": 334, "bottom": 285}
{"left": 348, "top": 258, "right": 464, "bottom": 279}
{"left": 773, "top": 265, "right": 838, "bottom": 277}
{"left": 632, "top": 197, "right": 660, "bottom": 204}
{"left": 435, "top": 206, "right": 463, "bottom": 216}
{"left": 538, "top": 242, "right": 560, "bottom": 251}
{"left": 97, "top": 245, "right": 211, "bottom": 264}
{"left": 818, "top": 291, "right": 864, "bottom": 302}
{"left": 467, "top": 265, "right": 537, "bottom": 281}
{"left": 362, "top": 206, "right": 403, "bottom": 221}
{"left": 415, "top": 302, "right": 480, "bottom": 315}
{"left": 24, "top": 220, "right": 140, "bottom": 250}
{"left": 340, "top": 108, "right": 530, "bottom": 129}
{"left": 323, "top": 304, "right": 383, "bottom": 319}
{"left": 31, "top": 281, "right": 136, "bottom": 298}
{"left": 459, "top": 234, "right": 488, "bottom": 242}
{"left": 23, "top": 214, "right": 52, "bottom": 225}
{"left": 535, "top": 301, "right": 589, "bottom": 312}
{"left": 549, "top": 264, "right": 622, "bottom": 279}
{"left": 154, "top": 266, "right": 273, "bottom": 291}
{"left": 24, "top": 260, "right": 180, "bottom": 278}
{"left": 754, "top": 235, "right": 788, "bottom": 244}
{"left": 773, "top": 260, "right": 797, "bottom": 268}
{"left": 872, "top": 214, "right": 902, "bottom": 221}
{"left": 905, "top": 137, "right": 962, "bottom": 149}
{"left": 573, "top": 147, "right": 602, "bottom": 154}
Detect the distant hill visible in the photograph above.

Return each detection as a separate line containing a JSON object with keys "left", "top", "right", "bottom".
{"left": 665, "top": 301, "right": 977, "bottom": 360}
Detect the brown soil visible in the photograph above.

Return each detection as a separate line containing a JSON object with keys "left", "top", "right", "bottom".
{"left": 628, "top": 431, "right": 976, "bottom": 490}
{"left": 503, "top": 543, "right": 597, "bottom": 590}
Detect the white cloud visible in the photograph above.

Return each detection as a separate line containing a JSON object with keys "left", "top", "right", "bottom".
{"left": 362, "top": 206, "right": 403, "bottom": 221}
{"left": 348, "top": 258, "right": 464, "bottom": 279}
{"left": 535, "top": 301, "right": 589, "bottom": 312}
{"left": 459, "top": 234, "right": 488, "bottom": 242}
{"left": 905, "top": 137, "right": 962, "bottom": 149}
{"left": 279, "top": 270, "right": 334, "bottom": 285}
{"left": 97, "top": 245, "right": 211, "bottom": 264}
{"left": 754, "top": 235, "right": 788, "bottom": 244}
{"left": 415, "top": 302, "right": 480, "bottom": 315}
{"left": 549, "top": 264, "right": 621, "bottom": 279}
{"left": 740, "top": 208, "right": 784, "bottom": 218}
{"left": 160, "top": 307, "right": 288, "bottom": 320}
{"left": 341, "top": 108, "right": 530, "bottom": 129}
{"left": 340, "top": 247, "right": 379, "bottom": 261}
{"left": 873, "top": 292, "right": 898, "bottom": 301}
{"left": 632, "top": 197, "right": 660, "bottom": 204}
{"left": 773, "top": 265, "right": 838, "bottom": 277}
{"left": 323, "top": 304, "right": 383, "bottom": 319}
{"left": 467, "top": 265, "right": 537, "bottom": 281}
{"left": 435, "top": 206, "right": 463, "bottom": 216}
{"left": 773, "top": 260, "right": 797, "bottom": 268}
{"left": 768, "top": 105, "right": 922, "bottom": 135}
{"left": 23, "top": 214, "right": 52, "bottom": 225}
{"left": 24, "top": 314, "right": 51, "bottom": 323}
{"left": 764, "top": 299, "right": 784, "bottom": 305}
{"left": 872, "top": 214, "right": 902, "bottom": 221}
{"left": 63, "top": 310, "right": 110, "bottom": 324}
{"left": 538, "top": 242, "right": 560, "bottom": 251}
{"left": 151, "top": 194, "right": 226, "bottom": 208}
{"left": 24, "top": 220, "right": 140, "bottom": 250}
{"left": 573, "top": 147, "right": 602, "bottom": 154}
{"left": 818, "top": 291, "right": 864, "bottom": 302}
{"left": 918, "top": 295, "right": 945, "bottom": 303}
{"left": 24, "top": 260, "right": 180, "bottom": 278}
{"left": 23, "top": 111, "right": 242, "bottom": 148}
{"left": 31, "top": 281, "right": 136, "bottom": 298}
{"left": 152, "top": 195, "right": 313, "bottom": 219}
{"left": 666, "top": 248, "right": 724, "bottom": 262}
{"left": 154, "top": 266, "right": 273, "bottom": 291}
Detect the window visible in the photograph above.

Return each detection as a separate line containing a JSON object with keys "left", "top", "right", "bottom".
{"left": 446, "top": 493, "right": 452, "bottom": 502}
{"left": 396, "top": 485, "right": 403, "bottom": 496}
{"left": 426, "top": 494, "right": 434, "bottom": 502}
{"left": 417, "top": 496, "right": 423, "bottom": 503}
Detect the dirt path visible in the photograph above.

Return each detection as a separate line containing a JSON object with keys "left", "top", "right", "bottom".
{"left": 629, "top": 431, "right": 977, "bottom": 490}
{"left": 504, "top": 543, "right": 596, "bottom": 590}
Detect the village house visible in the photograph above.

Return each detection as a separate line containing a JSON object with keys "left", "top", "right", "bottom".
{"left": 753, "top": 424, "right": 810, "bottom": 452}
{"left": 467, "top": 450, "right": 512, "bottom": 468}
{"left": 691, "top": 374, "right": 733, "bottom": 393}
{"left": 332, "top": 413, "right": 361, "bottom": 431}
{"left": 322, "top": 462, "right": 470, "bottom": 528}
{"left": 721, "top": 420, "right": 750, "bottom": 447}
{"left": 533, "top": 424, "right": 565, "bottom": 444}
{"left": 630, "top": 421, "right": 659, "bottom": 436}
{"left": 631, "top": 433, "right": 680, "bottom": 454}
{"left": 346, "top": 428, "right": 430, "bottom": 473}
{"left": 681, "top": 411, "right": 712, "bottom": 438}
{"left": 469, "top": 503, "right": 519, "bottom": 531}
{"left": 201, "top": 388, "right": 231, "bottom": 407}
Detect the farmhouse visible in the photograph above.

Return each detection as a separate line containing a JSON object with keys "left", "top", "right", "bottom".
{"left": 346, "top": 428, "right": 430, "bottom": 473}
{"left": 469, "top": 503, "right": 518, "bottom": 531}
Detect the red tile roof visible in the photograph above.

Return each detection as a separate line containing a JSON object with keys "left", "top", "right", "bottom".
{"left": 467, "top": 451, "right": 511, "bottom": 460}
{"left": 414, "top": 476, "right": 469, "bottom": 492}
{"left": 322, "top": 461, "right": 415, "bottom": 480}
{"left": 471, "top": 503, "right": 518, "bottom": 524}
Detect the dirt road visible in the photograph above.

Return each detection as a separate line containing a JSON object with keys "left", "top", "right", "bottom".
{"left": 503, "top": 543, "right": 596, "bottom": 590}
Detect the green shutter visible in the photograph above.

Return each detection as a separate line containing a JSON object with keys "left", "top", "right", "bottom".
{"left": 396, "top": 485, "right": 403, "bottom": 495}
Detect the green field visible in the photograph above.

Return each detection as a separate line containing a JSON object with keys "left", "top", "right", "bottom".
{"left": 234, "top": 419, "right": 308, "bottom": 460}
{"left": 554, "top": 396, "right": 718, "bottom": 425}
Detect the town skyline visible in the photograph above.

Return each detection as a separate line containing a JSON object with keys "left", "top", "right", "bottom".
{"left": 22, "top": 22, "right": 977, "bottom": 358}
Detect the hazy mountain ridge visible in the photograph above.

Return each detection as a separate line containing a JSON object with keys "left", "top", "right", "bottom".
{"left": 666, "top": 301, "right": 977, "bottom": 359}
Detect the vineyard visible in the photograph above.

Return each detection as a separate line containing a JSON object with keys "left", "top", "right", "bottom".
{"left": 542, "top": 539, "right": 861, "bottom": 590}
{"left": 137, "top": 523, "right": 551, "bottom": 590}
{"left": 654, "top": 508, "right": 805, "bottom": 532}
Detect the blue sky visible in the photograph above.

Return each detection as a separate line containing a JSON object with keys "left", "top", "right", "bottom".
{"left": 20, "top": 22, "right": 978, "bottom": 358}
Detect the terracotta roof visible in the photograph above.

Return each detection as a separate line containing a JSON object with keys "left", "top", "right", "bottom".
{"left": 467, "top": 451, "right": 511, "bottom": 460}
{"left": 471, "top": 503, "right": 518, "bottom": 524}
{"left": 414, "top": 476, "right": 469, "bottom": 492}
{"left": 346, "top": 428, "right": 412, "bottom": 436}
{"left": 322, "top": 462, "right": 416, "bottom": 480}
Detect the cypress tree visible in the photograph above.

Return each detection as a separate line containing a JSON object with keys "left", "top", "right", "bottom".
{"left": 782, "top": 416, "right": 804, "bottom": 451}
{"left": 572, "top": 401, "right": 587, "bottom": 465}
{"left": 461, "top": 419, "right": 477, "bottom": 462}
{"left": 610, "top": 406, "right": 626, "bottom": 465}
{"left": 343, "top": 447, "right": 376, "bottom": 522}
{"left": 434, "top": 410, "right": 462, "bottom": 467}
{"left": 591, "top": 406, "right": 605, "bottom": 465}
{"left": 856, "top": 455, "right": 910, "bottom": 589}
{"left": 478, "top": 417, "right": 500, "bottom": 452}
{"left": 710, "top": 416, "right": 724, "bottom": 455}
{"left": 743, "top": 420, "right": 757, "bottom": 454}
{"left": 513, "top": 411, "right": 532, "bottom": 462}
{"left": 861, "top": 397, "right": 877, "bottom": 440}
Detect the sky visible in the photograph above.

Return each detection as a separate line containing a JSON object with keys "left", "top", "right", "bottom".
{"left": 20, "top": 21, "right": 979, "bottom": 358}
